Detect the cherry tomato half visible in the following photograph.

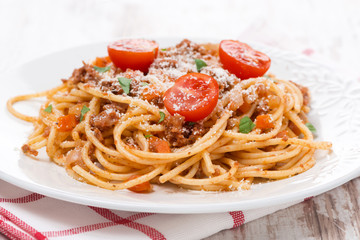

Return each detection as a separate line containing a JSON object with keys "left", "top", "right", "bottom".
{"left": 219, "top": 40, "right": 271, "bottom": 80}
{"left": 107, "top": 39, "right": 159, "bottom": 73}
{"left": 163, "top": 73, "right": 219, "bottom": 122}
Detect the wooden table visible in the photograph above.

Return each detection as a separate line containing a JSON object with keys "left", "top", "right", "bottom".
{"left": 1, "top": 0, "right": 360, "bottom": 239}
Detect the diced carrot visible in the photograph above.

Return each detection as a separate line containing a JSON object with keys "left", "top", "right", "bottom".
{"left": 126, "top": 175, "right": 152, "bottom": 193}
{"left": 148, "top": 136, "right": 171, "bottom": 153}
{"left": 255, "top": 114, "right": 274, "bottom": 130}
{"left": 93, "top": 56, "right": 111, "bottom": 67}
{"left": 141, "top": 85, "right": 162, "bottom": 101}
{"left": 238, "top": 101, "right": 252, "bottom": 113}
{"left": 57, "top": 114, "right": 78, "bottom": 132}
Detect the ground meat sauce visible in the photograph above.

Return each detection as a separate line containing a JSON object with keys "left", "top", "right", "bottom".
{"left": 163, "top": 114, "right": 208, "bottom": 147}
{"left": 69, "top": 62, "right": 101, "bottom": 85}
{"left": 63, "top": 39, "right": 311, "bottom": 151}
{"left": 90, "top": 103, "right": 127, "bottom": 131}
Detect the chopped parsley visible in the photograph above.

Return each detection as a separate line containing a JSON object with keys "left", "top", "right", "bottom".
{"left": 80, "top": 105, "right": 90, "bottom": 122}
{"left": 161, "top": 48, "right": 167, "bottom": 51}
{"left": 305, "top": 122, "right": 316, "bottom": 133}
{"left": 140, "top": 82, "right": 149, "bottom": 86}
{"left": 188, "top": 122, "right": 196, "bottom": 126}
{"left": 144, "top": 134, "right": 153, "bottom": 139}
{"left": 93, "top": 65, "right": 111, "bottom": 73}
{"left": 239, "top": 116, "right": 255, "bottom": 134}
{"left": 44, "top": 104, "right": 52, "bottom": 113}
{"left": 118, "top": 77, "right": 132, "bottom": 94}
{"left": 194, "top": 59, "right": 207, "bottom": 72}
{"left": 158, "top": 111, "right": 165, "bottom": 123}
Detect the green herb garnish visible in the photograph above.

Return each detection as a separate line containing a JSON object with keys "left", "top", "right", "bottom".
{"left": 80, "top": 105, "right": 90, "bottom": 122}
{"left": 239, "top": 116, "right": 255, "bottom": 134}
{"left": 158, "top": 111, "right": 165, "bottom": 123}
{"left": 140, "top": 82, "right": 149, "bottom": 86}
{"left": 144, "top": 134, "right": 153, "bottom": 138}
{"left": 44, "top": 104, "right": 52, "bottom": 113}
{"left": 305, "top": 122, "right": 316, "bottom": 133}
{"left": 188, "top": 122, "right": 196, "bottom": 126}
{"left": 161, "top": 48, "right": 167, "bottom": 51}
{"left": 93, "top": 65, "right": 111, "bottom": 73}
{"left": 118, "top": 77, "right": 132, "bottom": 94}
{"left": 195, "top": 59, "right": 207, "bottom": 72}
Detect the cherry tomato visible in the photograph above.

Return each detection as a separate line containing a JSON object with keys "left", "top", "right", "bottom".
{"left": 107, "top": 39, "right": 159, "bottom": 73}
{"left": 126, "top": 175, "right": 152, "bottom": 193}
{"left": 57, "top": 114, "right": 78, "bottom": 132}
{"left": 219, "top": 40, "right": 271, "bottom": 79}
{"left": 163, "top": 73, "right": 219, "bottom": 122}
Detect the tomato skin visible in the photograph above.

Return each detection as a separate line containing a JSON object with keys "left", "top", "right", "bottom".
{"left": 127, "top": 175, "right": 153, "bottom": 193}
{"left": 163, "top": 73, "right": 219, "bottom": 122}
{"left": 57, "top": 114, "right": 78, "bottom": 132}
{"left": 107, "top": 39, "right": 159, "bottom": 73}
{"left": 219, "top": 40, "right": 271, "bottom": 80}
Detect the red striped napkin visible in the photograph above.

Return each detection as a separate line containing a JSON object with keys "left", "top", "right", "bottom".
{"left": 0, "top": 179, "right": 303, "bottom": 240}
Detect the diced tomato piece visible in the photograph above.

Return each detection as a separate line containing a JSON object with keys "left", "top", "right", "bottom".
{"left": 148, "top": 136, "right": 171, "bottom": 153}
{"left": 255, "top": 114, "right": 274, "bottom": 130}
{"left": 127, "top": 175, "right": 153, "bottom": 193}
{"left": 93, "top": 56, "right": 111, "bottom": 67}
{"left": 57, "top": 114, "right": 78, "bottom": 132}
{"left": 141, "top": 85, "right": 162, "bottom": 102}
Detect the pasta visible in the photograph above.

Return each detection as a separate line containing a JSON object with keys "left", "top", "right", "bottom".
{"left": 7, "top": 39, "right": 332, "bottom": 192}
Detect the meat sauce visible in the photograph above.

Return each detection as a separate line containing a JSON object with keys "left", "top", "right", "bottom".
{"left": 64, "top": 39, "right": 309, "bottom": 152}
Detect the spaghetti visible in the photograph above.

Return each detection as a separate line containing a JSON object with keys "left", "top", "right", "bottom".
{"left": 7, "top": 39, "right": 332, "bottom": 192}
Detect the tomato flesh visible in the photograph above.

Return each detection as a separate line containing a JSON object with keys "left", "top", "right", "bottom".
{"left": 93, "top": 56, "right": 111, "bottom": 67}
{"left": 163, "top": 73, "right": 219, "bottom": 122}
{"left": 57, "top": 114, "right": 78, "bottom": 132}
{"left": 107, "top": 39, "right": 158, "bottom": 73}
{"left": 219, "top": 40, "right": 271, "bottom": 79}
{"left": 127, "top": 175, "right": 152, "bottom": 193}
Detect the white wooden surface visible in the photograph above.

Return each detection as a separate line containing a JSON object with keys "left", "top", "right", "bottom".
{"left": 1, "top": 0, "right": 360, "bottom": 239}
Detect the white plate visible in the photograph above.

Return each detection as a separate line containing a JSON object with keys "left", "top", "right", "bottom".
{"left": 1, "top": 38, "right": 360, "bottom": 214}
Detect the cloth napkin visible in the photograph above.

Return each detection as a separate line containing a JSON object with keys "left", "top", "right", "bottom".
{"left": 0, "top": 179, "right": 308, "bottom": 240}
